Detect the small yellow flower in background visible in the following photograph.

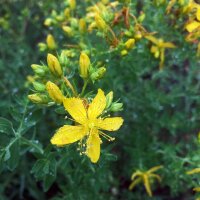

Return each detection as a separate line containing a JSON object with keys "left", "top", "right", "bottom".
{"left": 187, "top": 168, "right": 200, "bottom": 197}
{"left": 145, "top": 35, "right": 176, "bottom": 70}
{"left": 46, "top": 34, "right": 57, "bottom": 50}
{"left": 47, "top": 54, "right": 63, "bottom": 77}
{"left": 79, "top": 52, "right": 91, "bottom": 79}
{"left": 129, "top": 165, "right": 163, "bottom": 197}
{"left": 51, "top": 89, "right": 123, "bottom": 163}
{"left": 46, "top": 81, "right": 64, "bottom": 104}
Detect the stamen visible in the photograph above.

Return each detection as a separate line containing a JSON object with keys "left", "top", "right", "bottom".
{"left": 65, "top": 116, "right": 76, "bottom": 122}
{"left": 99, "top": 131, "right": 115, "bottom": 142}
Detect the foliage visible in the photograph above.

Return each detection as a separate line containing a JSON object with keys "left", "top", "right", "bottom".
{"left": 1, "top": 0, "right": 200, "bottom": 199}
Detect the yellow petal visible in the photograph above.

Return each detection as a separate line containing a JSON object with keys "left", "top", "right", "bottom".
{"left": 193, "top": 187, "right": 200, "bottom": 192}
{"left": 186, "top": 21, "right": 200, "bottom": 33}
{"left": 197, "top": 8, "right": 200, "bottom": 21}
{"left": 143, "top": 174, "right": 152, "bottom": 197}
{"left": 86, "top": 129, "right": 101, "bottom": 163}
{"left": 131, "top": 170, "right": 143, "bottom": 180}
{"left": 88, "top": 89, "right": 106, "bottom": 119}
{"left": 97, "top": 117, "right": 124, "bottom": 131}
{"left": 149, "top": 174, "right": 162, "bottom": 183}
{"left": 186, "top": 168, "right": 200, "bottom": 175}
{"left": 51, "top": 125, "right": 86, "bottom": 146}
{"left": 145, "top": 35, "right": 159, "bottom": 45}
{"left": 161, "top": 42, "right": 176, "bottom": 48}
{"left": 147, "top": 165, "right": 163, "bottom": 174}
{"left": 63, "top": 98, "right": 87, "bottom": 124}
{"left": 129, "top": 177, "right": 142, "bottom": 190}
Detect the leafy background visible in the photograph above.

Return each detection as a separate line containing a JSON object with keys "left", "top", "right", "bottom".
{"left": 0, "top": 0, "right": 200, "bottom": 199}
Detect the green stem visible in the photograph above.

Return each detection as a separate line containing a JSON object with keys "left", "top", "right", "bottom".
{"left": 80, "top": 79, "right": 89, "bottom": 97}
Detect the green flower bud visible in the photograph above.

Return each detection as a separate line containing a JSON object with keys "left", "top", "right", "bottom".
{"left": 90, "top": 67, "right": 106, "bottom": 82}
{"left": 32, "top": 82, "right": 46, "bottom": 92}
{"left": 110, "top": 102, "right": 123, "bottom": 112}
{"left": 28, "top": 93, "right": 49, "bottom": 104}
{"left": 106, "top": 91, "right": 113, "bottom": 109}
{"left": 31, "top": 64, "right": 48, "bottom": 76}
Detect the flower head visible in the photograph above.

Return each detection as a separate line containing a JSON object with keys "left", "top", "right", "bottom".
{"left": 51, "top": 89, "right": 123, "bottom": 163}
{"left": 129, "top": 165, "right": 163, "bottom": 197}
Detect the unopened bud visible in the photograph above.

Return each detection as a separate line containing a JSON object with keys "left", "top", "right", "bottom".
{"left": 95, "top": 14, "right": 107, "bottom": 32}
{"left": 46, "top": 81, "right": 64, "bottom": 104}
{"left": 64, "top": 8, "right": 71, "bottom": 18}
{"left": 31, "top": 64, "right": 48, "bottom": 76}
{"left": 32, "top": 82, "right": 46, "bottom": 92}
{"left": 46, "top": 34, "right": 57, "bottom": 50}
{"left": 110, "top": 102, "right": 123, "bottom": 112}
{"left": 44, "top": 18, "right": 53, "bottom": 26}
{"left": 79, "top": 18, "right": 87, "bottom": 33}
{"left": 106, "top": 91, "right": 113, "bottom": 109}
{"left": 121, "top": 49, "right": 128, "bottom": 56}
{"left": 134, "top": 32, "right": 142, "bottom": 40}
{"left": 38, "top": 42, "right": 47, "bottom": 51}
{"left": 47, "top": 54, "right": 63, "bottom": 77}
{"left": 62, "top": 26, "right": 73, "bottom": 36}
{"left": 138, "top": 12, "right": 146, "bottom": 23}
{"left": 28, "top": 93, "right": 48, "bottom": 104}
{"left": 79, "top": 52, "right": 91, "bottom": 79}
{"left": 90, "top": 67, "right": 106, "bottom": 82}
{"left": 125, "top": 38, "right": 135, "bottom": 50}
{"left": 69, "top": 0, "right": 76, "bottom": 10}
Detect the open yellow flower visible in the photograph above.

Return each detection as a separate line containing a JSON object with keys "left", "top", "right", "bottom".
{"left": 145, "top": 35, "right": 176, "bottom": 70}
{"left": 51, "top": 89, "right": 123, "bottom": 163}
{"left": 129, "top": 165, "right": 163, "bottom": 197}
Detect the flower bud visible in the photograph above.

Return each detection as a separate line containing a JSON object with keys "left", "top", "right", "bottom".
{"left": 64, "top": 8, "right": 71, "bottom": 18}
{"left": 125, "top": 38, "right": 135, "bottom": 50}
{"left": 79, "top": 18, "right": 86, "bottom": 33}
{"left": 31, "top": 64, "right": 48, "bottom": 76}
{"left": 138, "top": 12, "right": 146, "bottom": 23}
{"left": 46, "top": 34, "right": 57, "bottom": 50}
{"left": 79, "top": 52, "right": 91, "bottom": 79}
{"left": 106, "top": 91, "right": 113, "bottom": 109}
{"left": 69, "top": 0, "right": 76, "bottom": 10}
{"left": 95, "top": 14, "right": 107, "bottom": 32}
{"left": 28, "top": 93, "right": 49, "bottom": 104}
{"left": 62, "top": 26, "right": 73, "bottom": 36}
{"left": 44, "top": 18, "right": 53, "bottom": 26}
{"left": 110, "top": 102, "right": 123, "bottom": 112}
{"left": 46, "top": 81, "right": 64, "bottom": 104}
{"left": 32, "top": 82, "right": 46, "bottom": 92}
{"left": 90, "top": 67, "right": 106, "bottom": 82}
{"left": 121, "top": 50, "right": 128, "bottom": 56}
{"left": 47, "top": 54, "right": 63, "bottom": 77}
{"left": 38, "top": 42, "right": 47, "bottom": 51}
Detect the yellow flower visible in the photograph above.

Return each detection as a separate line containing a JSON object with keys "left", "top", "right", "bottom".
{"left": 51, "top": 89, "right": 124, "bottom": 163}
{"left": 46, "top": 81, "right": 64, "bottom": 104}
{"left": 145, "top": 35, "right": 176, "bottom": 70}
{"left": 129, "top": 165, "right": 163, "bottom": 197}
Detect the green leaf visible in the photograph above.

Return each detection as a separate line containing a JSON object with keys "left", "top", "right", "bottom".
{"left": 0, "top": 117, "right": 15, "bottom": 136}
{"left": 7, "top": 139, "right": 20, "bottom": 171}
